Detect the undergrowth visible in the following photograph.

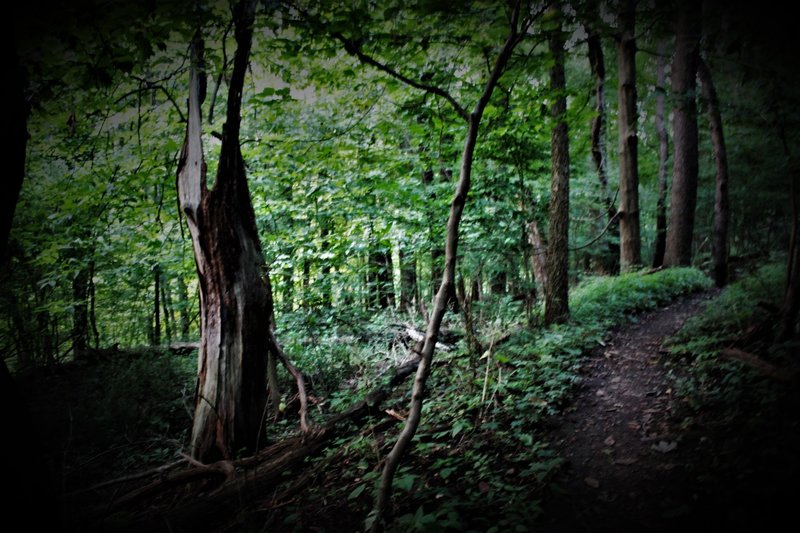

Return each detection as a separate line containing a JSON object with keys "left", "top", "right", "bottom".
{"left": 274, "top": 267, "right": 712, "bottom": 532}
{"left": 24, "top": 267, "right": 714, "bottom": 531}
{"left": 666, "top": 261, "right": 797, "bottom": 417}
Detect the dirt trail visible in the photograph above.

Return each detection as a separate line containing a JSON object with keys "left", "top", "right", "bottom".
{"left": 537, "top": 290, "right": 718, "bottom": 532}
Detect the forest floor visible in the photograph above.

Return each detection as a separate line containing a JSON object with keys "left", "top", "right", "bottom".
{"left": 535, "top": 290, "right": 800, "bottom": 533}
{"left": 20, "top": 286, "right": 800, "bottom": 532}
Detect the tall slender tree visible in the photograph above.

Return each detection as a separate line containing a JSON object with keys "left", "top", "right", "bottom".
{"left": 616, "top": 0, "right": 641, "bottom": 270}
{"left": 584, "top": 5, "right": 620, "bottom": 273}
{"left": 664, "top": 0, "right": 701, "bottom": 267}
{"left": 697, "top": 56, "right": 730, "bottom": 287}
{"left": 652, "top": 38, "right": 670, "bottom": 268}
{"left": 544, "top": 5, "right": 570, "bottom": 326}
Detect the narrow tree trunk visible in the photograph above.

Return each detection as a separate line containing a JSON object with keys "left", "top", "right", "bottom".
{"left": 88, "top": 259, "right": 100, "bottom": 348}
{"left": 372, "top": 6, "right": 524, "bottom": 526}
{"left": 528, "top": 221, "right": 548, "bottom": 294}
{"left": 178, "top": 0, "right": 274, "bottom": 462}
{"left": 1, "top": 44, "right": 60, "bottom": 532}
{"left": 399, "top": 247, "right": 417, "bottom": 311}
{"left": 544, "top": 11, "right": 570, "bottom": 326}
{"left": 697, "top": 57, "right": 730, "bottom": 287}
{"left": 161, "top": 271, "right": 174, "bottom": 343}
{"left": 652, "top": 39, "right": 669, "bottom": 268}
{"left": 585, "top": 8, "right": 620, "bottom": 272}
{"left": 616, "top": 0, "right": 642, "bottom": 271}
{"left": 664, "top": 0, "right": 701, "bottom": 267}
{"left": 320, "top": 224, "right": 333, "bottom": 308}
{"left": 374, "top": 246, "right": 394, "bottom": 309}
{"left": 177, "top": 275, "right": 191, "bottom": 340}
{"left": 72, "top": 267, "right": 89, "bottom": 354}
{"left": 151, "top": 263, "right": 161, "bottom": 346}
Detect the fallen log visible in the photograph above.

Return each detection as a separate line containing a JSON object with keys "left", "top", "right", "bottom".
{"left": 720, "top": 348, "right": 800, "bottom": 384}
{"left": 75, "top": 357, "right": 422, "bottom": 532}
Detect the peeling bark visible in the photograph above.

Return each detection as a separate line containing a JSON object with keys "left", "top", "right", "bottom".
{"left": 178, "top": 0, "right": 275, "bottom": 462}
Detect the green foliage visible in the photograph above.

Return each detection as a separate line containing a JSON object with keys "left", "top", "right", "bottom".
{"left": 665, "top": 261, "right": 791, "bottom": 412}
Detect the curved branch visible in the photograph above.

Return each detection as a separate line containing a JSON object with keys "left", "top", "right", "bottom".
{"left": 332, "top": 32, "right": 469, "bottom": 122}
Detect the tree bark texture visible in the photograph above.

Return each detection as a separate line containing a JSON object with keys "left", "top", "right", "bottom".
{"left": 616, "top": 0, "right": 642, "bottom": 271}
{"left": 697, "top": 57, "right": 730, "bottom": 287}
{"left": 545, "top": 12, "right": 570, "bottom": 326}
{"left": 178, "top": 0, "right": 274, "bottom": 462}
{"left": 399, "top": 247, "right": 417, "bottom": 311}
{"left": 652, "top": 39, "right": 669, "bottom": 268}
{"left": 664, "top": 0, "right": 701, "bottom": 267}
{"left": 527, "top": 220, "right": 548, "bottom": 294}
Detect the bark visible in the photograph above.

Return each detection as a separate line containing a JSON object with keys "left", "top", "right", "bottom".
{"left": 177, "top": 0, "right": 274, "bottom": 462}
{"left": 399, "top": 246, "right": 417, "bottom": 311}
{"left": 150, "top": 263, "right": 161, "bottom": 346}
{"left": 652, "top": 39, "right": 669, "bottom": 268}
{"left": 616, "top": 0, "right": 642, "bottom": 271}
{"left": 544, "top": 10, "right": 570, "bottom": 326}
{"left": 584, "top": 5, "right": 619, "bottom": 271}
{"left": 89, "top": 260, "right": 100, "bottom": 348}
{"left": 371, "top": 6, "right": 525, "bottom": 527}
{"left": 2, "top": 49, "right": 29, "bottom": 263}
{"left": 160, "top": 271, "right": 174, "bottom": 342}
{"left": 371, "top": 245, "right": 394, "bottom": 309}
{"left": 664, "top": 0, "right": 701, "bottom": 267}
{"left": 697, "top": 57, "right": 730, "bottom": 287}
{"left": 1, "top": 44, "right": 60, "bottom": 531}
{"left": 176, "top": 275, "right": 191, "bottom": 340}
{"left": 72, "top": 266, "right": 90, "bottom": 354}
{"left": 527, "top": 220, "right": 548, "bottom": 294}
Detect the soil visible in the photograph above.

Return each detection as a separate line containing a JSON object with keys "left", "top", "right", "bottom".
{"left": 536, "top": 290, "right": 800, "bottom": 533}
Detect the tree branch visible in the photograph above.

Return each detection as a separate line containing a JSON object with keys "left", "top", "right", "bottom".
{"left": 330, "top": 32, "right": 469, "bottom": 122}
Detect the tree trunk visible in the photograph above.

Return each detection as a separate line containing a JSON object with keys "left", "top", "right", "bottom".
{"left": 1, "top": 44, "right": 60, "bottom": 532}
{"left": 161, "top": 272, "right": 174, "bottom": 343}
{"left": 370, "top": 243, "right": 394, "bottom": 309}
{"left": 177, "top": 275, "right": 191, "bottom": 340}
{"left": 399, "top": 247, "right": 417, "bottom": 311}
{"left": 616, "top": 0, "right": 642, "bottom": 271}
{"left": 584, "top": 5, "right": 619, "bottom": 272}
{"left": 652, "top": 39, "right": 669, "bottom": 268}
{"left": 527, "top": 220, "right": 548, "bottom": 294}
{"left": 544, "top": 11, "right": 570, "bottom": 326}
{"left": 177, "top": 0, "right": 274, "bottom": 462}
{"left": 371, "top": 6, "right": 524, "bottom": 526}
{"left": 72, "top": 266, "right": 89, "bottom": 354}
{"left": 664, "top": 0, "right": 701, "bottom": 267}
{"left": 697, "top": 57, "right": 730, "bottom": 287}
{"left": 88, "top": 259, "right": 100, "bottom": 348}
{"left": 150, "top": 263, "right": 161, "bottom": 346}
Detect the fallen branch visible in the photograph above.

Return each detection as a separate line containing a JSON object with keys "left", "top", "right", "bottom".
{"left": 66, "top": 458, "right": 188, "bottom": 497}
{"left": 405, "top": 327, "right": 452, "bottom": 352}
{"left": 270, "top": 330, "right": 310, "bottom": 433}
{"left": 81, "top": 356, "right": 421, "bottom": 532}
{"left": 720, "top": 348, "right": 800, "bottom": 384}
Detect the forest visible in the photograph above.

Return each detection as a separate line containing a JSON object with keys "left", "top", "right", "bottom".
{"left": 3, "top": 0, "right": 799, "bottom": 531}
